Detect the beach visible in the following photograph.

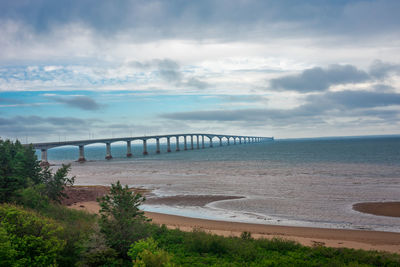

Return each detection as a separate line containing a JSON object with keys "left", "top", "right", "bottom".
{"left": 64, "top": 186, "right": 400, "bottom": 254}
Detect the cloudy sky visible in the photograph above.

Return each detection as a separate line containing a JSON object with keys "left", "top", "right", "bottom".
{"left": 1, "top": 0, "right": 400, "bottom": 142}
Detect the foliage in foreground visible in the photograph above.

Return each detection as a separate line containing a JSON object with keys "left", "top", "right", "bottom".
{"left": 0, "top": 204, "right": 65, "bottom": 266}
{"left": 146, "top": 226, "right": 400, "bottom": 267}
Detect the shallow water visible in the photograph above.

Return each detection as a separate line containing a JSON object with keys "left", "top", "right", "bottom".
{"left": 40, "top": 137, "right": 400, "bottom": 232}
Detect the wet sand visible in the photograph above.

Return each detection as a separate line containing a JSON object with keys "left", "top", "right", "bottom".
{"left": 64, "top": 186, "right": 400, "bottom": 254}
{"left": 353, "top": 202, "right": 400, "bottom": 218}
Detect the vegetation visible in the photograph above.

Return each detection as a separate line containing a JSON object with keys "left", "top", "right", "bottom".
{"left": 0, "top": 204, "right": 65, "bottom": 266}
{"left": 98, "top": 181, "right": 151, "bottom": 259}
{"left": 1, "top": 138, "right": 400, "bottom": 266}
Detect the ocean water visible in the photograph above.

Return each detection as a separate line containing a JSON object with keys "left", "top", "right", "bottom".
{"left": 37, "top": 137, "right": 400, "bottom": 232}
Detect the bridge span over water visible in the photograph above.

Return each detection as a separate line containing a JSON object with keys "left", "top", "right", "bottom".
{"left": 31, "top": 133, "right": 274, "bottom": 166}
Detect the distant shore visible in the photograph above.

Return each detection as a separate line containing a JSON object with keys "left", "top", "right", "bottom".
{"left": 64, "top": 186, "right": 400, "bottom": 254}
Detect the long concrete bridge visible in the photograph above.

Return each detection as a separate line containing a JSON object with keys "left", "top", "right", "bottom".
{"left": 31, "top": 133, "right": 274, "bottom": 166}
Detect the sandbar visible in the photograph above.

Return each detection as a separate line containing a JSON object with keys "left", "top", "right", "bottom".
{"left": 353, "top": 202, "right": 400, "bottom": 218}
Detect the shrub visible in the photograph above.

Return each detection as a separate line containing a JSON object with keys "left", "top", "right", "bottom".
{"left": 98, "top": 181, "right": 150, "bottom": 258}
{"left": 37, "top": 203, "right": 97, "bottom": 266}
{"left": 128, "top": 237, "right": 173, "bottom": 267}
{"left": 18, "top": 184, "right": 49, "bottom": 210}
{"left": 0, "top": 204, "right": 65, "bottom": 266}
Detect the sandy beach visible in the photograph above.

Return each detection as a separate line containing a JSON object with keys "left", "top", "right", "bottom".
{"left": 64, "top": 186, "right": 400, "bottom": 254}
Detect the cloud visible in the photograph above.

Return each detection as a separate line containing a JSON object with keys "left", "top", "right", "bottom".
{"left": 51, "top": 96, "right": 102, "bottom": 110}
{"left": 269, "top": 61, "right": 400, "bottom": 92}
{"left": 0, "top": 115, "right": 103, "bottom": 142}
{"left": 161, "top": 90, "right": 400, "bottom": 125}
{"left": 130, "top": 58, "right": 182, "bottom": 83}
{"left": 307, "top": 91, "right": 400, "bottom": 109}
{"left": 270, "top": 64, "right": 370, "bottom": 92}
{"left": 369, "top": 60, "right": 400, "bottom": 79}
{"left": 1, "top": 0, "right": 399, "bottom": 41}
{"left": 0, "top": 97, "right": 23, "bottom": 104}
{"left": 0, "top": 116, "right": 89, "bottom": 126}
{"left": 184, "top": 78, "right": 209, "bottom": 89}
{"left": 157, "top": 59, "right": 182, "bottom": 83}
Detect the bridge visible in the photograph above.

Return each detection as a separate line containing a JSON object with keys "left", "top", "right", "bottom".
{"left": 31, "top": 133, "right": 274, "bottom": 166}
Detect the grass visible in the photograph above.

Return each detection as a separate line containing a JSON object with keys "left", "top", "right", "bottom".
{"left": 149, "top": 226, "right": 400, "bottom": 267}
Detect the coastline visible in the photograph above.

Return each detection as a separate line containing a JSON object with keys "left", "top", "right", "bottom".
{"left": 65, "top": 186, "right": 400, "bottom": 254}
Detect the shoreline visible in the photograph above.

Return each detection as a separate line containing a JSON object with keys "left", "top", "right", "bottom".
{"left": 69, "top": 201, "right": 400, "bottom": 254}
{"left": 64, "top": 186, "right": 400, "bottom": 254}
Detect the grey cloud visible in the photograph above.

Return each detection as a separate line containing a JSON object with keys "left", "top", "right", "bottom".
{"left": 130, "top": 59, "right": 210, "bottom": 88}
{"left": 130, "top": 59, "right": 182, "bottom": 83}
{"left": 161, "top": 90, "right": 400, "bottom": 125}
{"left": 307, "top": 91, "right": 400, "bottom": 109}
{"left": 373, "top": 84, "right": 395, "bottom": 92}
{"left": 1, "top": 0, "right": 399, "bottom": 40}
{"left": 270, "top": 61, "right": 400, "bottom": 92}
{"left": 270, "top": 64, "right": 370, "bottom": 92}
{"left": 46, "top": 117, "right": 89, "bottom": 126}
{"left": 0, "top": 116, "right": 88, "bottom": 126}
{"left": 215, "top": 95, "right": 267, "bottom": 103}
{"left": 369, "top": 60, "right": 400, "bottom": 79}
{"left": 152, "top": 59, "right": 182, "bottom": 83}
{"left": 0, "top": 115, "right": 102, "bottom": 141}
{"left": 0, "top": 98, "right": 23, "bottom": 104}
{"left": 184, "top": 78, "right": 209, "bottom": 89}
{"left": 51, "top": 96, "right": 102, "bottom": 110}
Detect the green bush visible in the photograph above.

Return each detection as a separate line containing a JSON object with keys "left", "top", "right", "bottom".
{"left": 150, "top": 227, "right": 400, "bottom": 267}
{"left": 18, "top": 184, "right": 49, "bottom": 210}
{"left": 128, "top": 237, "right": 173, "bottom": 267}
{"left": 98, "top": 181, "right": 151, "bottom": 258}
{"left": 80, "top": 247, "right": 122, "bottom": 267}
{"left": 37, "top": 203, "right": 98, "bottom": 266}
{"left": 0, "top": 204, "right": 65, "bottom": 266}
{"left": 0, "top": 225, "right": 18, "bottom": 266}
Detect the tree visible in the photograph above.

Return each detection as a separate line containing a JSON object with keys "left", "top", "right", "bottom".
{"left": 41, "top": 164, "right": 75, "bottom": 203}
{"left": 0, "top": 139, "right": 75, "bottom": 205}
{"left": 97, "top": 181, "right": 150, "bottom": 258}
{"left": 0, "top": 139, "right": 41, "bottom": 203}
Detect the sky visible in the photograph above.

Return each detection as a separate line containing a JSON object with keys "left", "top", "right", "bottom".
{"left": 1, "top": 0, "right": 400, "bottom": 142}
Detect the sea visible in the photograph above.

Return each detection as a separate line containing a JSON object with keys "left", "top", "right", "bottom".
{"left": 36, "top": 136, "right": 400, "bottom": 232}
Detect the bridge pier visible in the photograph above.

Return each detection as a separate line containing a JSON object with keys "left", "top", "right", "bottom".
{"left": 202, "top": 135, "right": 205, "bottom": 148}
{"left": 234, "top": 137, "right": 236, "bottom": 145}
{"left": 167, "top": 137, "right": 171, "bottom": 152}
{"left": 209, "top": 136, "right": 213, "bottom": 147}
{"left": 196, "top": 135, "right": 200, "bottom": 149}
{"left": 78, "top": 145, "right": 86, "bottom": 162}
{"left": 219, "top": 137, "right": 223, "bottom": 146}
{"left": 127, "top": 141, "right": 132, "bottom": 157}
{"left": 176, "top": 136, "right": 180, "bottom": 151}
{"left": 227, "top": 137, "right": 230, "bottom": 146}
{"left": 156, "top": 138, "right": 160, "bottom": 153}
{"left": 190, "top": 135, "right": 194, "bottom": 150}
{"left": 143, "top": 140, "right": 148, "bottom": 155}
{"left": 40, "top": 149, "right": 49, "bottom": 167}
{"left": 184, "top": 136, "right": 187, "bottom": 150}
{"left": 105, "top": 143, "right": 112, "bottom": 159}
